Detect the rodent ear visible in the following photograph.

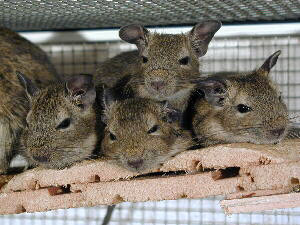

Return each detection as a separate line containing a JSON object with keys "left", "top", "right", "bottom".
{"left": 65, "top": 74, "right": 96, "bottom": 110}
{"left": 258, "top": 50, "right": 281, "bottom": 76}
{"left": 189, "top": 20, "right": 221, "bottom": 57}
{"left": 161, "top": 101, "right": 182, "bottom": 123}
{"left": 16, "top": 71, "right": 39, "bottom": 99}
{"left": 119, "top": 24, "right": 149, "bottom": 53}
{"left": 196, "top": 79, "right": 227, "bottom": 107}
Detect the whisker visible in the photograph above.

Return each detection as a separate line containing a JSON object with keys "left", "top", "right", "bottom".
{"left": 193, "top": 123, "right": 266, "bottom": 141}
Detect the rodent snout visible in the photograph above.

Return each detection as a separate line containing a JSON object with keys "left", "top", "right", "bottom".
{"left": 150, "top": 81, "right": 166, "bottom": 91}
{"left": 127, "top": 159, "right": 144, "bottom": 170}
{"left": 269, "top": 128, "right": 285, "bottom": 138}
{"left": 146, "top": 69, "right": 172, "bottom": 94}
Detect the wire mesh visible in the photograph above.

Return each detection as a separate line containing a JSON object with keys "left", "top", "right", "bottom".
{"left": 0, "top": 0, "right": 300, "bottom": 31}
{"left": 41, "top": 34, "right": 300, "bottom": 113}
{"left": 1, "top": 30, "right": 300, "bottom": 224}
{"left": 1, "top": 197, "right": 300, "bottom": 225}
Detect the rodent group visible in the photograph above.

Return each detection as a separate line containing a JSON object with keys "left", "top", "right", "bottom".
{"left": 0, "top": 21, "right": 297, "bottom": 175}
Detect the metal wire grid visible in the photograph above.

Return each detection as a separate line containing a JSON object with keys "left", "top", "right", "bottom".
{"left": 1, "top": 197, "right": 300, "bottom": 225}
{"left": 40, "top": 34, "right": 300, "bottom": 113}
{"left": 0, "top": 0, "right": 300, "bottom": 31}
{"left": 1, "top": 33, "right": 300, "bottom": 224}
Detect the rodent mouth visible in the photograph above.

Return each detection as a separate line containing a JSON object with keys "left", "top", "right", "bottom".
{"left": 28, "top": 147, "right": 89, "bottom": 169}
{"left": 267, "top": 127, "right": 287, "bottom": 143}
{"left": 257, "top": 139, "right": 282, "bottom": 145}
{"left": 30, "top": 156, "right": 53, "bottom": 168}
{"left": 125, "top": 163, "right": 148, "bottom": 173}
{"left": 117, "top": 157, "right": 158, "bottom": 173}
{"left": 149, "top": 86, "right": 170, "bottom": 93}
{"left": 122, "top": 164, "right": 146, "bottom": 173}
{"left": 146, "top": 84, "right": 175, "bottom": 98}
{"left": 248, "top": 133, "right": 285, "bottom": 145}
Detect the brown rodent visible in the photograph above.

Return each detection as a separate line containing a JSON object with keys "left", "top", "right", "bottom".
{"left": 188, "top": 50, "right": 289, "bottom": 146}
{"left": 18, "top": 74, "right": 103, "bottom": 169}
{"left": 95, "top": 21, "right": 221, "bottom": 110}
{"left": 101, "top": 91, "right": 193, "bottom": 173}
{"left": 0, "top": 28, "right": 59, "bottom": 174}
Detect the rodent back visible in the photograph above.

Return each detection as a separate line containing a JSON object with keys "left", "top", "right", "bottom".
{"left": 0, "top": 28, "right": 59, "bottom": 128}
{"left": 0, "top": 28, "right": 59, "bottom": 174}
{"left": 0, "top": 28, "right": 59, "bottom": 84}
{"left": 95, "top": 50, "right": 141, "bottom": 88}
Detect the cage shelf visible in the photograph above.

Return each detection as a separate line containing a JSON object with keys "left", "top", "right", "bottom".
{"left": 1, "top": 0, "right": 300, "bottom": 31}
{"left": 1, "top": 140, "right": 300, "bottom": 215}
{"left": 221, "top": 192, "right": 300, "bottom": 214}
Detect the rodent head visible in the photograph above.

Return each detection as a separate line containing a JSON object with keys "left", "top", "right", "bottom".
{"left": 17, "top": 73, "right": 98, "bottom": 169}
{"left": 119, "top": 21, "right": 221, "bottom": 101}
{"left": 101, "top": 91, "right": 191, "bottom": 173}
{"left": 194, "top": 50, "right": 288, "bottom": 145}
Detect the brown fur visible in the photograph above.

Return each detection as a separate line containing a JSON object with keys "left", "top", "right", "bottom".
{"left": 95, "top": 21, "right": 221, "bottom": 110}
{"left": 0, "top": 28, "right": 59, "bottom": 173}
{"left": 191, "top": 52, "right": 289, "bottom": 146}
{"left": 101, "top": 98, "right": 192, "bottom": 173}
{"left": 20, "top": 81, "right": 102, "bottom": 169}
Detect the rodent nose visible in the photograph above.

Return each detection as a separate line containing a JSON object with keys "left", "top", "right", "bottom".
{"left": 127, "top": 159, "right": 144, "bottom": 169}
{"left": 151, "top": 81, "right": 165, "bottom": 91}
{"left": 270, "top": 128, "right": 285, "bottom": 138}
{"left": 32, "top": 155, "right": 49, "bottom": 163}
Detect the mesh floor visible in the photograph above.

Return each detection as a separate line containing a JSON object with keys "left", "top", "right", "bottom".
{"left": 1, "top": 197, "right": 300, "bottom": 225}
{"left": 0, "top": 0, "right": 300, "bottom": 31}
{"left": 1, "top": 28, "right": 300, "bottom": 224}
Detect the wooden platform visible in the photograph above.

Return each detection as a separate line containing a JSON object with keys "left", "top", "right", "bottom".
{"left": 1, "top": 140, "right": 300, "bottom": 215}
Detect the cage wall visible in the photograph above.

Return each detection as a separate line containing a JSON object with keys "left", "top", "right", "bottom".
{"left": 40, "top": 32, "right": 300, "bottom": 113}
{"left": 1, "top": 26, "right": 300, "bottom": 225}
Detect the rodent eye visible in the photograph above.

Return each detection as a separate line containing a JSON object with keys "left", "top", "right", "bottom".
{"left": 179, "top": 56, "right": 190, "bottom": 65}
{"left": 147, "top": 125, "right": 159, "bottom": 134}
{"left": 56, "top": 118, "right": 71, "bottom": 130}
{"left": 142, "top": 56, "right": 148, "bottom": 63}
{"left": 237, "top": 104, "right": 252, "bottom": 113}
{"left": 109, "top": 132, "right": 117, "bottom": 141}
{"left": 77, "top": 103, "right": 84, "bottom": 109}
